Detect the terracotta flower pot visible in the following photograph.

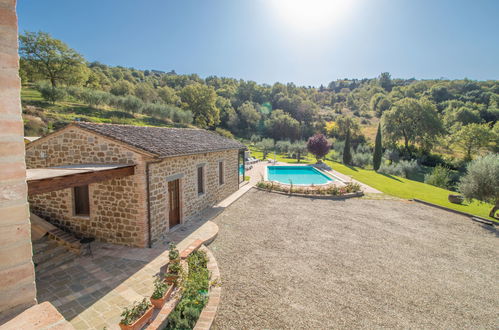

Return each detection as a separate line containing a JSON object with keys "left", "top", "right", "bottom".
{"left": 119, "top": 306, "right": 154, "bottom": 330}
{"left": 164, "top": 274, "right": 179, "bottom": 285}
{"left": 150, "top": 285, "right": 175, "bottom": 309}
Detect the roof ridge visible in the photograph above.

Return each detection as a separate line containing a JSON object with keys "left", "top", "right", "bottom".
{"left": 74, "top": 121, "right": 200, "bottom": 131}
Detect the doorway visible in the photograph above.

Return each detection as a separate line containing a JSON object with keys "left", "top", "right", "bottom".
{"left": 168, "top": 179, "right": 181, "bottom": 228}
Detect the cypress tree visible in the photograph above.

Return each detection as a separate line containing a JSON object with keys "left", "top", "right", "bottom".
{"left": 343, "top": 127, "right": 352, "bottom": 165}
{"left": 373, "top": 123, "right": 383, "bottom": 171}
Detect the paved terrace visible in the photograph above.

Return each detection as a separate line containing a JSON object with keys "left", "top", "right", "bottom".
{"left": 35, "top": 219, "right": 217, "bottom": 329}
{"left": 34, "top": 180, "right": 253, "bottom": 330}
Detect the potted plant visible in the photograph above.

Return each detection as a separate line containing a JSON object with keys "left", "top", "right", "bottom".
{"left": 168, "top": 242, "right": 179, "bottom": 261}
{"left": 150, "top": 277, "right": 174, "bottom": 309}
{"left": 448, "top": 194, "right": 464, "bottom": 204}
{"left": 165, "top": 242, "right": 181, "bottom": 284}
{"left": 119, "top": 298, "right": 154, "bottom": 330}
{"left": 165, "top": 261, "right": 181, "bottom": 285}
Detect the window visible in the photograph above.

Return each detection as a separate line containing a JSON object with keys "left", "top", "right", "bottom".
{"left": 74, "top": 185, "right": 90, "bottom": 216}
{"left": 197, "top": 166, "right": 204, "bottom": 195}
{"left": 218, "top": 161, "right": 224, "bottom": 185}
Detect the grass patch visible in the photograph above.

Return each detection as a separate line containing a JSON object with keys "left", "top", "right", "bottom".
{"left": 327, "top": 161, "right": 496, "bottom": 221}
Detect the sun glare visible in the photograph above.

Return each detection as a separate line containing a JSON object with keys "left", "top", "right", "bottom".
{"left": 268, "top": 0, "right": 357, "bottom": 35}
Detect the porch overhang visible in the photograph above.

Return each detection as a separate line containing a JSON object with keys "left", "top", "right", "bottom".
{"left": 27, "top": 164, "right": 136, "bottom": 195}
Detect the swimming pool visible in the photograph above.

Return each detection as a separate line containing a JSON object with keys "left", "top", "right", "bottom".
{"left": 267, "top": 166, "right": 334, "bottom": 185}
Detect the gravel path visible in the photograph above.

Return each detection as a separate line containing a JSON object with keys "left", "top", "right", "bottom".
{"left": 210, "top": 189, "right": 499, "bottom": 329}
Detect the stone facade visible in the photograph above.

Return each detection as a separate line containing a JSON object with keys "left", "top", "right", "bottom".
{"left": 148, "top": 149, "right": 239, "bottom": 244}
{"left": 0, "top": 0, "right": 37, "bottom": 320}
{"left": 26, "top": 125, "right": 241, "bottom": 248}
{"left": 26, "top": 127, "right": 150, "bottom": 247}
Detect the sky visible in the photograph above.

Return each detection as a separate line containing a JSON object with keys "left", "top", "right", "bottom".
{"left": 17, "top": 0, "right": 499, "bottom": 86}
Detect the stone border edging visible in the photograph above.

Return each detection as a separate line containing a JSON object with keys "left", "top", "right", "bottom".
{"left": 193, "top": 246, "right": 221, "bottom": 330}
{"left": 411, "top": 199, "right": 496, "bottom": 226}
{"left": 253, "top": 186, "right": 364, "bottom": 200}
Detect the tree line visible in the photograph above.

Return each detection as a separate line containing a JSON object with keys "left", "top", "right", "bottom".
{"left": 20, "top": 31, "right": 498, "bottom": 162}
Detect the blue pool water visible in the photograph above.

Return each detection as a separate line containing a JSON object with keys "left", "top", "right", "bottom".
{"left": 239, "top": 164, "right": 244, "bottom": 175}
{"left": 267, "top": 166, "right": 333, "bottom": 185}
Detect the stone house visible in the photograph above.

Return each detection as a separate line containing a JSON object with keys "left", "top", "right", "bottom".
{"left": 25, "top": 122, "right": 245, "bottom": 248}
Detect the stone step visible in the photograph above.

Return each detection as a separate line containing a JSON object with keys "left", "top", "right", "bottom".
{"left": 47, "top": 228, "right": 82, "bottom": 253}
{"left": 35, "top": 250, "right": 75, "bottom": 272}
{"left": 33, "top": 245, "right": 68, "bottom": 266}
{"left": 33, "top": 237, "right": 58, "bottom": 255}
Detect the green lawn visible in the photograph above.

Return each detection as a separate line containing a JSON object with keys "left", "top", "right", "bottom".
{"left": 248, "top": 146, "right": 495, "bottom": 221}
{"left": 327, "top": 161, "right": 495, "bottom": 221}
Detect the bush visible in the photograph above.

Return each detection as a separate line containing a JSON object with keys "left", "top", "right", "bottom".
{"left": 459, "top": 154, "right": 499, "bottom": 217}
{"left": 256, "top": 138, "right": 274, "bottom": 159}
{"left": 419, "top": 153, "right": 446, "bottom": 167}
{"left": 214, "top": 127, "right": 234, "bottom": 139}
{"left": 250, "top": 134, "right": 261, "bottom": 144}
{"left": 379, "top": 159, "right": 420, "bottom": 178}
{"left": 352, "top": 152, "right": 372, "bottom": 168}
{"left": 330, "top": 140, "right": 345, "bottom": 162}
{"left": 35, "top": 82, "right": 67, "bottom": 103}
{"left": 172, "top": 108, "right": 193, "bottom": 124}
{"left": 275, "top": 140, "right": 291, "bottom": 154}
{"left": 351, "top": 144, "right": 372, "bottom": 168}
{"left": 383, "top": 149, "right": 400, "bottom": 164}
{"left": 424, "top": 165, "right": 452, "bottom": 189}
{"left": 141, "top": 103, "right": 173, "bottom": 118}
{"left": 118, "top": 95, "right": 144, "bottom": 113}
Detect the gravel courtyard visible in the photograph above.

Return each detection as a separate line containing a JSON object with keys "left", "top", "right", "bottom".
{"left": 210, "top": 189, "right": 498, "bottom": 329}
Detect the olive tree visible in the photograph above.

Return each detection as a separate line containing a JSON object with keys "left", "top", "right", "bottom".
{"left": 458, "top": 154, "right": 499, "bottom": 218}
{"left": 256, "top": 138, "right": 274, "bottom": 160}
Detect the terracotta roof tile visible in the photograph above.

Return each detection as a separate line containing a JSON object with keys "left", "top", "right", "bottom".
{"left": 74, "top": 122, "right": 245, "bottom": 158}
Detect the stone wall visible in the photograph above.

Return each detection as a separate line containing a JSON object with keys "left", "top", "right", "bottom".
{"left": 0, "top": 0, "right": 37, "bottom": 320}
{"left": 149, "top": 149, "right": 239, "bottom": 244}
{"left": 26, "top": 127, "right": 150, "bottom": 247}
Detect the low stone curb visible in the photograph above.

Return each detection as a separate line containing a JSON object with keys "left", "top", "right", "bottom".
{"left": 193, "top": 246, "right": 221, "bottom": 330}
{"left": 411, "top": 199, "right": 496, "bottom": 226}
{"left": 253, "top": 187, "right": 364, "bottom": 200}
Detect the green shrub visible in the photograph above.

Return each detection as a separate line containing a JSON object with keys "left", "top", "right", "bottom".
{"left": 275, "top": 140, "right": 291, "bottom": 154}
{"left": 35, "top": 82, "right": 67, "bottom": 103}
{"left": 459, "top": 154, "right": 499, "bottom": 217}
{"left": 352, "top": 145, "right": 372, "bottom": 168}
{"left": 379, "top": 160, "right": 420, "bottom": 178}
{"left": 214, "top": 127, "right": 234, "bottom": 139}
{"left": 424, "top": 165, "right": 452, "bottom": 189}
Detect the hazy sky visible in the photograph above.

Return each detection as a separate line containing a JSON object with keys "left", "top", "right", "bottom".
{"left": 17, "top": 0, "right": 499, "bottom": 86}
